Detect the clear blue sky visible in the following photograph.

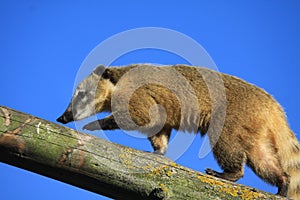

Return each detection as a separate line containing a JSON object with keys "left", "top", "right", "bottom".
{"left": 1, "top": 1, "right": 300, "bottom": 199}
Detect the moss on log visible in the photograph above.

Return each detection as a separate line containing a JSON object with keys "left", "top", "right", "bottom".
{"left": 0, "top": 105, "right": 287, "bottom": 199}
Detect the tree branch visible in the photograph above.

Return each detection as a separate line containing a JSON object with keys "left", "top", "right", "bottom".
{"left": 0, "top": 105, "right": 286, "bottom": 199}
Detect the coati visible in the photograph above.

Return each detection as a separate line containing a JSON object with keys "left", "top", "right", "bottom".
{"left": 57, "top": 64, "right": 300, "bottom": 199}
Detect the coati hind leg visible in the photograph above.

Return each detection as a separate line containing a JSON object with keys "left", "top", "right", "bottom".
{"left": 148, "top": 127, "right": 171, "bottom": 155}
{"left": 206, "top": 147, "right": 246, "bottom": 182}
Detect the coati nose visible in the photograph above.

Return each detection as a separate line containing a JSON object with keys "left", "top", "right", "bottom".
{"left": 57, "top": 111, "right": 74, "bottom": 124}
{"left": 57, "top": 115, "right": 68, "bottom": 124}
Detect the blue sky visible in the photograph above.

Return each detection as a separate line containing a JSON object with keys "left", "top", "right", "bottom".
{"left": 1, "top": 1, "right": 300, "bottom": 199}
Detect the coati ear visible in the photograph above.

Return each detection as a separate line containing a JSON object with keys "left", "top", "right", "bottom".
{"left": 93, "top": 65, "right": 117, "bottom": 84}
{"left": 102, "top": 68, "right": 111, "bottom": 79}
{"left": 93, "top": 65, "right": 105, "bottom": 76}
{"left": 102, "top": 68, "right": 117, "bottom": 84}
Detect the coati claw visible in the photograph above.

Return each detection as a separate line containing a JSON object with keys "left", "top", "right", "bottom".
{"left": 205, "top": 168, "right": 217, "bottom": 176}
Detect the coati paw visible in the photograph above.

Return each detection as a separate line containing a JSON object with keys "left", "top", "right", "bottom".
{"left": 83, "top": 117, "right": 119, "bottom": 131}
{"left": 205, "top": 168, "right": 219, "bottom": 176}
{"left": 205, "top": 168, "right": 243, "bottom": 182}
{"left": 153, "top": 150, "right": 165, "bottom": 156}
{"left": 83, "top": 121, "right": 101, "bottom": 131}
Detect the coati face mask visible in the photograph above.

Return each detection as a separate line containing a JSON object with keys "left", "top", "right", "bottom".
{"left": 57, "top": 65, "right": 112, "bottom": 124}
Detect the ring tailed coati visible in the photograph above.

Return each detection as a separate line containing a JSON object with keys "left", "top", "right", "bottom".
{"left": 57, "top": 64, "right": 300, "bottom": 199}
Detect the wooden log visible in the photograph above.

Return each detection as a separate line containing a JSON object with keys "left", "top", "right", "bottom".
{"left": 0, "top": 105, "right": 286, "bottom": 199}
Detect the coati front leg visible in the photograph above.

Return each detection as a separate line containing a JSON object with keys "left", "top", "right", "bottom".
{"left": 148, "top": 127, "right": 171, "bottom": 155}
{"left": 84, "top": 116, "right": 172, "bottom": 156}
{"left": 83, "top": 115, "right": 119, "bottom": 131}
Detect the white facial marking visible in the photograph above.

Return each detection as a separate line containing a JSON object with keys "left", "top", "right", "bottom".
{"left": 75, "top": 105, "right": 95, "bottom": 121}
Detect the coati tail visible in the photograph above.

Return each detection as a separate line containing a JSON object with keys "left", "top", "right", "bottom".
{"left": 281, "top": 130, "right": 300, "bottom": 199}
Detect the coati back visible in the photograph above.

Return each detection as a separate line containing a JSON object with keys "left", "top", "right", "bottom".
{"left": 57, "top": 64, "right": 300, "bottom": 199}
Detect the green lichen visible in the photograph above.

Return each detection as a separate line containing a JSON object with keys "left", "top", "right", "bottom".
{"left": 0, "top": 116, "right": 6, "bottom": 133}
{"left": 7, "top": 113, "right": 29, "bottom": 131}
{"left": 21, "top": 121, "right": 79, "bottom": 166}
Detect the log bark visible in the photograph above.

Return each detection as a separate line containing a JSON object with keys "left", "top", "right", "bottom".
{"left": 0, "top": 105, "right": 286, "bottom": 199}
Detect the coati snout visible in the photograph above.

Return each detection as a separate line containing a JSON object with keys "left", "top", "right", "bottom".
{"left": 56, "top": 111, "right": 73, "bottom": 124}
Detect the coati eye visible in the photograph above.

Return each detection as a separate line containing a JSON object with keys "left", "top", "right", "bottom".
{"left": 78, "top": 91, "right": 85, "bottom": 98}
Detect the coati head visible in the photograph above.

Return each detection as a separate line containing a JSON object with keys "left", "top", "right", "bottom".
{"left": 56, "top": 65, "right": 115, "bottom": 124}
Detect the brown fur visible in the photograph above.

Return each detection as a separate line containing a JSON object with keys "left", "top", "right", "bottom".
{"left": 58, "top": 64, "right": 300, "bottom": 199}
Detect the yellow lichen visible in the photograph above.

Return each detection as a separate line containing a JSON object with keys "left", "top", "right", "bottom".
{"left": 119, "top": 153, "right": 126, "bottom": 159}
{"left": 150, "top": 165, "right": 174, "bottom": 178}
{"left": 166, "top": 170, "right": 172, "bottom": 177}
{"left": 151, "top": 165, "right": 169, "bottom": 175}
{"left": 118, "top": 153, "right": 133, "bottom": 169}
{"left": 123, "top": 148, "right": 133, "bottom": 154}
{"left": 170, "top": 162, "right": 177, "bottom": 167}
{"left": 197, "top": 175, "right": 264, "bottom": 199}
{"left": 142, "top": 164, "right": 152, "bottom": 171}
{"left": 240, "top": 188, "right": 264, "bottom": 200}
{"left": 198, "top": 175, "right": 225, "bottom": 187}
{"left": 159, "top": 183, "right": 169, "bottom": 192}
